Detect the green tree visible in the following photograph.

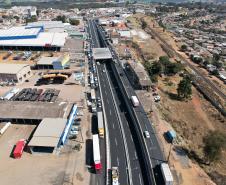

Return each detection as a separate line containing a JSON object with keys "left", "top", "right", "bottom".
{"left": 203, "top": 131, "right": 226, "bottom": 163}
{"left": 53, "top": 15, "right": 67, "bottom": 23}
{"left": 181, "top": 44, "right": 187, "bottom": 52}
{"left": 213, "top": 53, "right": 220, "bottom": 62}
{"left": 69, "top": 19, "right": 80, "bottom": 26}
{"left": 141, "top": 20, "right": 147, "bottom": 30}
{"left": 151, "top": 61, "right": 162, "bottom": 76}
{"left": 212, "top": 60, "right": 223, "bottom": 69}
{"left": 26, "top": 15, "right": 37, "bottom": 23}
{"left": 177, "top": 76, "right": 192, "bottom": 99}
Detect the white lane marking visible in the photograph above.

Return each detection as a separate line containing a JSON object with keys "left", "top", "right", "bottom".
{"left": 117, "top": 157, "right": 119, "bottom": 166}
{"left": 115, "top": 138, "right": 118, "bottom": 146}
{"left": 112, "top": 122, "right": 115, "bottom": 129}
{"left": 139, "top": 172, "right": 142, "bottom": 185}
{"left": 130, "top": 134, "right": 133, "bottom": 142}
{"left": 107, "top": 99, "right": 109, "bottom": 104}
{"left": 134, "top": 151, "right": 137, "bottom": 159}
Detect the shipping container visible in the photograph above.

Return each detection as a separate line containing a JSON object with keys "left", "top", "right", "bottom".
{"left": 97, "top": 112, "right": 104, "bottom": 138}
{"left": 93, "top": 134, "right": 102, "bottom": 172}
{"left": 13, "top": 139, "right": 26, "bottom": 159}
{"left": 131, "top": 96, "right": 139, "bottom": 107}
{"left": 160, "top": 163, "right": 174, "bottom": 185}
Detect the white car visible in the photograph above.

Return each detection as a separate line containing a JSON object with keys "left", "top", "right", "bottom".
{"left": 154, "top": 95, "right": 161, "bottom": 102}
{"left": 144, "top": 131, "right": 150, "bottom": 138}
{"left": 102, "top": 70, "right": 105, "bottom": 73}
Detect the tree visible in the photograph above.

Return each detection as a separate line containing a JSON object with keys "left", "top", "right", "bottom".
{"left": 203, "top": 131, "right": 226, "bottom": 163}
{"left": 177, "top": 76, "right": 192, "bottom": 99}
{"left": 151, "top": 61, "right": 162, "bottom": 76}
{"left": 181, "top": 44, "right": 187, "bottom": 52}
{"left": 26, "top": 15, "right": 37, "bottom": 23}
{"left": 53, "top": 15, "right": 67, "bottom": 23}
{"left": 213, "top": 53, "right": 220, "bottom": 62}
{"left": 212, "top": 60, "right": 223, "bottom": 69}
{"left": 69, "top": 19, "right": 80, "bottom": 26}
{"left": 141, "top": 20, "right": 147, "bottom": 30}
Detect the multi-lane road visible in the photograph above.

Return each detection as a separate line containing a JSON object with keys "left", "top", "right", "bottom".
{"left": 88, "top": 19, "right": 165, "bottom": 185}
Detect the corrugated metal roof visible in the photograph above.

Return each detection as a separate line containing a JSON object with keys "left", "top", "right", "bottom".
{"left": 0, "top": 32, "right": 68, "bottom": 47}
{"left": 37, "top": 56, "right": 59, "bottom": 65}
{"left": 0, "top": 26, "right": 41, "bottom": 39}
{"left": 0, "top": 63, "right": 30, "bottom": 74}
{"left": 28, "top": 118, "right": 67, "bottom": 147}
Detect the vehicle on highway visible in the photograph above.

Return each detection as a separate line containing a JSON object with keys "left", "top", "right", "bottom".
{"left": 144, "top": 131, "right": 150, "bottom": 138}
{"left": 160, "top": 163, "right": 174, "bottom": 185}
{"left": 112, "top": 167, "right": 119, "bottom": 185}
{"left": 131, "top": 95, "right": 139, "bottom": 107}
{"left": 93, "top": 134, "right": 102, "bottom": 173}
{"left": 97, "top": 111, "right": 104, "bottom": 138}
{"left": 70, "top": 130, "right": 78, "bottom": 135}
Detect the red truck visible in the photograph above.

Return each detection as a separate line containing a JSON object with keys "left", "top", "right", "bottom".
{"left": 13, "top": 139, "right": 26, "bottom": 159}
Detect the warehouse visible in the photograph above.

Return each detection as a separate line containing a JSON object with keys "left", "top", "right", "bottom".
{"left": 0, "top": 26, "right": 68, "bottom": 51}
{"left": 28, "top": 118, "right": 67, "bottom": 154}
{"left": 0, "top": 63, "right": 32, "bottom": 83}
{"left": 36, "top": 54, "right": 70, "bottom": 70}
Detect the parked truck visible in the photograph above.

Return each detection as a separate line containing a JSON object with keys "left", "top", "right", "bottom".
{"left": 131, "top": 96, "right": 139, "bottom": 107}
{"left": 92, "top": 134, "right": 102, "bottom": 172}
{"left": 13, "top": 139, "right": 26, "bottom": 159}
{"left": 97, "top": 111, "right": 104, "bottom": 138}
{"left": 160, "top": 163, "right": 174, "bottom": 185}
{"left": 112, "top": 167, "right": 119, "bottom": 185}
{"left": 91, "top": 89, "right": 96, "bottom": 101}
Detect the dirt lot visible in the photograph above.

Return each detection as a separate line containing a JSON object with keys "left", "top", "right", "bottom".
{"left": 0, "top": 49, "right": 91, "bottom": 185}
{"left": 127, "top": 14, "right": 226, "bottom": 185}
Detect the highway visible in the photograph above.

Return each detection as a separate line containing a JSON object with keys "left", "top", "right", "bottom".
{"left": 94, "top": 20, "right": 166, "bottom": 185}
{"left": 88, "top": 20, "right": 130, "bottom": 185}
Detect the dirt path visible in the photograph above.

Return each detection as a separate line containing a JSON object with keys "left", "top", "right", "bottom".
{"left": 192, "top": 94, "right": 215, "bottom": 130}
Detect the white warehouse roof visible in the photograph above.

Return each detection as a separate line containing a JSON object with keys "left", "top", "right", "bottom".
{"left": 28, "top": 118, "right": 67, "bottom": 147}
{"left": 0, "top": 32, "right": 68, "bottom": 47}
{"left": 0, "top": 26, "right": 41, "bottom": 39}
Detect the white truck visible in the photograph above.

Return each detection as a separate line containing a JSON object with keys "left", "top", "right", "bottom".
{"left": 160, "top": 163, "right": 174, "bottom": 185}
{"left": 112, "top": 167, "right": 119, "bottom": 185}
{"left": 131, "top": 96, "right": 139, "bottom": 107}
{"left": 92, "top": 134, "right": 102, "bottom": 172}
{"left": 97, "top": 111, "right": 104, "bottom": 138}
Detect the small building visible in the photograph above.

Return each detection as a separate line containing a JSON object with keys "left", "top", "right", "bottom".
{"left": 92, "top": 48, "right": 112, "bottom": 60}
{"left": 36, "top": 54, "right": 70, "bottom": 70}
{"left": 0, "top": 63, "right": 32, "bottom": 83}
{"left": 28, "top": 118, "right": 67, "bottom": 154}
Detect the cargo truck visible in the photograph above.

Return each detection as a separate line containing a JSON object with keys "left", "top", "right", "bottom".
{"left": 160, "top": 163, "right": 173, "bottom": 185}
{"left": 97, "top": 111, "right": 104, "bottom": 138}
{"left": 92, "top": 134, "right": 102, "bottom": 172}
{"left": 13, "top": 139, "right": 26, "bottom": 159}
{"left": 91, "top": 89, "right": 96, "bottom": 101}
{"left": 131, "top": 96, "right": 139, "bottom": 107}
{"left": 112, "top": 167, "right": 119, "bottom": 185}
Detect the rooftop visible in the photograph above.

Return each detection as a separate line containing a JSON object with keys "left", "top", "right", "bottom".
{"left": 28, "top": 118, "right": 67, "bottom": 147}
{"left": 0, "top": 63, "right": 30, "bottom": 74}
{"left": 92, "top": 48, "right": 112, "bottom": 60}
{"left": 37, "top": 56, "right": 59, "bottom": 65}
{"left": 0, "top": 101, "right": 72, "bottom": 120}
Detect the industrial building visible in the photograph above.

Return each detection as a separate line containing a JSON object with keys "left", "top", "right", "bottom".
{"left": 0, "top": 26, "right": 68, "bottom": 51}
{"left": 28, "top": 118, "right": 67, "bottom": 154}
{"left": 0, "top": 63, "right": 32, "bottom": 83}
{"left": 36, "top": 54, "right": 70, "bottom": 70}
{"left": 125, "top": 61, "right": 151, "bottom": 91}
